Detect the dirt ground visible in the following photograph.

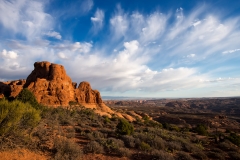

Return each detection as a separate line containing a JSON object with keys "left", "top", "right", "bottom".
{"left": 0, "top": 148, "right": 50, "bottom": 160}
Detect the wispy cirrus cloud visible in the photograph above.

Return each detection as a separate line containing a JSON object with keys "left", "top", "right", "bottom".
{"left": 91, "top": 9, "right": 104, "bottom": 33}
{"left": 44, "top": 31, "right": 62, "bottom": 40}
{"left": 222, "top": 49, "right": 240, "bottom": 54}
{"left": 0, "top": 0, "right": 53, "bottom": 40}
{"left": 0, "top": 1, "right": 240, "bottom": 97}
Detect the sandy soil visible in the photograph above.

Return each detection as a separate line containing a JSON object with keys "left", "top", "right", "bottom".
{"left": 0, "top": 148, "right": 50, "bottom": 160}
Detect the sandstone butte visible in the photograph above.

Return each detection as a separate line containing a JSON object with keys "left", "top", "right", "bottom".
{"left": 0, "top": 61, "right": 137, "bottom": 121}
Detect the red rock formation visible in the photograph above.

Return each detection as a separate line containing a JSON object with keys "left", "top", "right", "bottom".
{"left": 74, "top": 81, "right": 113, "bottom": 113}
{"left": 21, "top": 61, "right": 111, "bottom": 112}
{"left": 75, "top": 81, "right": 102, "bottom": 104}
{"left": 0, "top": 80, "right": 26, "bottom": 98}
{"left": 24, "top": 61, "right": 75, "bottom": 106}
{"left": 0, "top": 61, "right": 133, "bottom": 119}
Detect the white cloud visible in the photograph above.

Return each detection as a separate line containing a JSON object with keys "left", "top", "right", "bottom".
{"left": 110, "top": 5, "right": 129, "bottom": 39}
{"left": 45, "top": 31, "right": 62, "bottom": 40}
{"left": 140, "top": 12, "right": 167, "bottom": 43}
{"left": 58, "top": 52, "right": 68, "bottom": 59}
{"left": 1, "top": 49, "right": 18, "bottom": 59}
{"left": 9, "top": 63, "right": 20, "bottom": 70}
{"left": 123, "top": 40, "right": 139, "bottom": 54}
{"left": 0, "top": 3, "right": 240, "bottom": 97}
{"left": 91, "top": 9, "right": 104, "bottom": 33}
{"left": 0, "top": 0, "right": 53, "bottom": 40}
{"left": 81, "top": 0, "right": 93, "bottom": 14}
{"left": 187, "top": 54, "right": 195, "bottom": 58}
{"left": 193, "top": 20, "right": 201, "bottom": 27}
{"left": 54, "top": 42, "right": 92, "bottom": 53}
{"left": 110, "top": 15, "right": 128, "bottom": 38}
{"left": 176, "top": 7, "right": 183, "bottom": 19}
{"left": 222, "top": 49, "right": 240, "bottom": 54}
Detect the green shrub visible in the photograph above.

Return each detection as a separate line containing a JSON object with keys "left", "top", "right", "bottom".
{"left": 151, "top": 149, "right": 174, "bottom": 160}
{"left": 116, "top": 119, "right": 134, "bottom": 135}
{"left": 192, "top": 151, "right": 208, "bottom": 160}
{"left": 207, "top": 151, "right": 225, "bottom": 160}
{"left": 116, "top": 147, "right": 131, "bottom": 157}
{"left": 122, "top": 135, "right": 136, "bottom": 148}
{"left": 0, "top": 99, "right": 41, "bottom": 136}
{"left": 227, "top": 132, "right": 240, "bottom": 146}
{"left": 177, "top": 151, "right": 194, "bottom": 160}
{"left": 170, "top": 125, "right": 180, "bottom": 132}
{"left": 53, "top": 138, "right": 83, "bottom": 160}
{"left": 218, "top": 140, "right": 239, "bottom": 151}
{"left": 228, "top": 151, "right": 240, "bottom": 160}
{"left": 167, "top": 141, "right": 182, "bottom": 151}
{"left": 163, "top": 123, "right": 170, "bottom": 130}
{"left": 182, "top": 141, "right": 200, "bottom": 153}
{"left": 195, "top": 124, "right": 208, "bottom": 136}
{"left": 104, "top": 138, "right": 125, "bottom": 151}
{"left": 139, "top": 142, "right": 151, "bottom": 151}
{"left": 68, "top": 101, "right": 78, "bottom": 106}
{"left": 84, "top": 141, "right": 104, "bottom": 154}
{"left": 104, "top": 116, "right": 111, "bottom": 124}
{"left": 16, "top": 88, "right": 41, "bottom": 110}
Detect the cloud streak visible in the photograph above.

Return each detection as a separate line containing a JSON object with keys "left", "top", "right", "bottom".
{"left": 0, "top": 1, "right": 240, "bottom": 97}
{"left": 91, "top": 9, "right": 104, "bottom": 33}
{"left": 222, "top": 49, "right": 240, "bottom": 54}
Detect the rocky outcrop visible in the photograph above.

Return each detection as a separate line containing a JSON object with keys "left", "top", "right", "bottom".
{"left": 75, "top": 81, "right": 102, "bottom": 104}
{"left": 74, "top": 81, "right": 113, "bottom": 114}
{"left": 0, "top": 61, "right": 138, "bottom": 120}
{"left": 23, "top": 61, "right": 110, "bottom": 110}
{"left": 24, "top": 61, "right": 75, "bottom": 106}
{"left": 0, "top": 80, "right": 26, "bottom": 98}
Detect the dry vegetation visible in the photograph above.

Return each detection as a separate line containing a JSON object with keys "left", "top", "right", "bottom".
{"left": 0, "top": 92, "right": 240, "bottom": 159}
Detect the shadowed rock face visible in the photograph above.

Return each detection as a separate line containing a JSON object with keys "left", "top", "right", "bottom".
{"left": 0, "top": 80, "right": 26, "bottom": 98}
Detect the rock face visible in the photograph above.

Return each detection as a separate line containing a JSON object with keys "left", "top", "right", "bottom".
{"left": 24, "top": 61, "right": 75, "bottom": 106}
{"left": 0, "top": 80, "right": 26, "bottom": 98}
{"left": 75, "top": 81, "right": 102, "bottom": 104}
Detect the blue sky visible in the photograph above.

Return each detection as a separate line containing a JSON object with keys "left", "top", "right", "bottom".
{"left": 0, "top": 0, "right": 240, "bottom": 97}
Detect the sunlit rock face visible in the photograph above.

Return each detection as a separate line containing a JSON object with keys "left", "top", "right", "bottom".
{"left": 24, "top": 61, "right": 76, "bottom": 106}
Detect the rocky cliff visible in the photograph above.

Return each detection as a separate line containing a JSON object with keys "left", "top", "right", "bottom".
{"left": 24, "top": 61, "right": 75, "bottom": 106}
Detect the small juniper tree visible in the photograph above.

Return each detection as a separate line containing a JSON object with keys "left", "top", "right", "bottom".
{"left": 116, "top": 119, "right": 134, "bottom": 135}
{"left": 16, "top": 88, "right": 40, "bottom": 109}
